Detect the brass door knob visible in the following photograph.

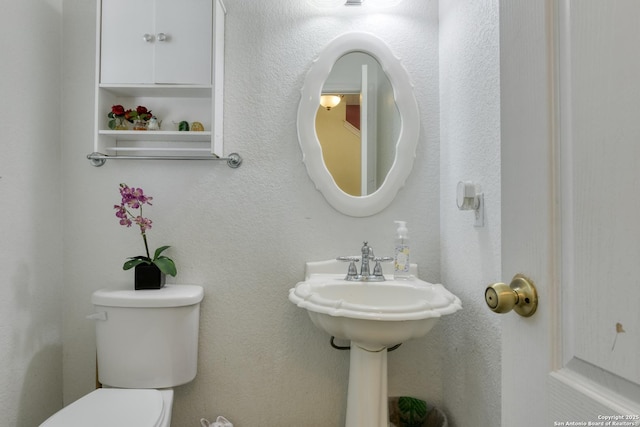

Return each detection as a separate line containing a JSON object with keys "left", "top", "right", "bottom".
{"left": 485, "top": 274, "right": 538, "bottom": 317}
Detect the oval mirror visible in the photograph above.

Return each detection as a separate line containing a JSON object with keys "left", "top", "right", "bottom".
{"left": 298, "top": 32, "right": 419, "bottom": 217}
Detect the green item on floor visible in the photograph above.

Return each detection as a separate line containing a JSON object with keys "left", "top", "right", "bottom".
{"left": 388, "top": 396, "right": 448, "bottom": 427}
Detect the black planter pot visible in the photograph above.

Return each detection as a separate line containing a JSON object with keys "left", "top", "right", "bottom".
{"left": 134, "top": 263, "right": 166, "bottom": 290}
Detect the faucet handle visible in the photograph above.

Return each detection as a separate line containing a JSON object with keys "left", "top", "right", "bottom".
{"left": 372, "top": 256, "right": 394, "bottom": 278}
{"left": 337, "top": 256, "right": 360, "bottom": 280}
{"left": 337, "top": 256, "right": 360, "bottom": 262}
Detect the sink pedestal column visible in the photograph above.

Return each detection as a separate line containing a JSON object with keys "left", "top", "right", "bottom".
{"left": 345, "top": 343, "right": 388, "bottom": 427}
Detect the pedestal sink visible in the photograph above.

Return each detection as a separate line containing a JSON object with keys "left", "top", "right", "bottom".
{"left": 289, "top": 260, "right": 462, "bottom": 427}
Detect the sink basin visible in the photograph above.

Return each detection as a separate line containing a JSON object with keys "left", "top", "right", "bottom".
{"left": 289, "top": 266, "right": 461, "bottom": 349}
{"left": 289, "top": 259, "right": 461, "bottom": 427}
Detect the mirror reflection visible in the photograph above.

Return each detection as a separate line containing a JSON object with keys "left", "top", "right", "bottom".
{"left": 315, "top": 52, "right": 400, "bottom": 196}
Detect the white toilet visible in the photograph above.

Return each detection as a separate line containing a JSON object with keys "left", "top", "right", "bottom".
{"left": 40, "top": 284, "right": 204, "bottom": 427}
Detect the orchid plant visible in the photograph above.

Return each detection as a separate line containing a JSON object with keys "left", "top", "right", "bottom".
{"left": 114, "top": 184, "right": 177, "bottom": 277}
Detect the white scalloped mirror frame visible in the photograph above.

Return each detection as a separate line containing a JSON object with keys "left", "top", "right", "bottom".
{"left": 297, "top": 32, "right": 419, "bottom": 217}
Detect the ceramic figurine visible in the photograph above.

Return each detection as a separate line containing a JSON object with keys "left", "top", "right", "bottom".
{"left": 147, "top": 116, "right": 161, "bottom": 131}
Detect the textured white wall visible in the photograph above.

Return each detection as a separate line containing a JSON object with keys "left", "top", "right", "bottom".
{"left": 61, "top": 1, "right": 442, "bottom": 426}
{"left": 0, "top": 1, "right": 64, "bottom": 425}
{"left": 439, "top": 1, "right": 502, "bottom": 426}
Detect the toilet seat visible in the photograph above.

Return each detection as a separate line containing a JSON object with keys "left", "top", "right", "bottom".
{"left": 40, "top": 388, "right": 169, "bottom": 427}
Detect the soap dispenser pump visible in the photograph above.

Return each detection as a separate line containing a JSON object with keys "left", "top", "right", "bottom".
{"left": 394, "top": 220, "right": 410, "bottom": 279}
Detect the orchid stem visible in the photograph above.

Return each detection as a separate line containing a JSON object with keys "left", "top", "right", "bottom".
{"left": 142, "top": 232, "right": 151, "bottom": 260}
{"left": 137, "top": 205, "right": 151, "bottom": 260}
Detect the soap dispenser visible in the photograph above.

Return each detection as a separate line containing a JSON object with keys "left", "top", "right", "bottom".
{"left": 394, "top": 221, "right": 410, "bottom": 279}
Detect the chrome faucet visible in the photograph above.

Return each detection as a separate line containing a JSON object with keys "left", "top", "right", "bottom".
{"left": 337, "top": 241, "right": 393, "bottom": 282}
{"left": 360, "top": 241, "right": 373, "bottom": 277}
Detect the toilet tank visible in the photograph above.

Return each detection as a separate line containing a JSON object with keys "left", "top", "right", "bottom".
{"left": 91, "top": 284, "right": 204, "bottom": 389}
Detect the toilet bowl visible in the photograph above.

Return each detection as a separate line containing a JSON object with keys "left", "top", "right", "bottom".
{"left": 39, "top": 285, "right": 204, "bottom": 427}
{"left": 40, "top": 388, "right": 173, "bottom": 427}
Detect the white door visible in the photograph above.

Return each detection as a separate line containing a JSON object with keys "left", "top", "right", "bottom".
{"left": 500, "top": 1, "right": 640, "bottom": 426}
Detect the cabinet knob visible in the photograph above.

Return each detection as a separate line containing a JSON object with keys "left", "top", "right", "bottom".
{"left": 156, "top": 32, "right": 168, "bottom": 42}
{"left": 142, "top": 33, "right": 154, "bottom": 43}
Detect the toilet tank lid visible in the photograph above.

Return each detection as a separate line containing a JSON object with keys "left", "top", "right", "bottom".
{"left": 92, "top": 284, "right": 204, "bottom": 308}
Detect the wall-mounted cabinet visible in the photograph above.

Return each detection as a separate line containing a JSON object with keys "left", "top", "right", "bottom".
{"left": 92, "top": 0, "right": 225, "bottom": 161}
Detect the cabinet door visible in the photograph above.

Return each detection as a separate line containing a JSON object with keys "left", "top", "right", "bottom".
{"left": 100, "top": 0, "right": 155, "bottom": 84}
{"left": 154, "top": 0, "right": 212, "bottom": 84}
{"left": 100, "top": 0, "right": 212, "bottom": 85}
